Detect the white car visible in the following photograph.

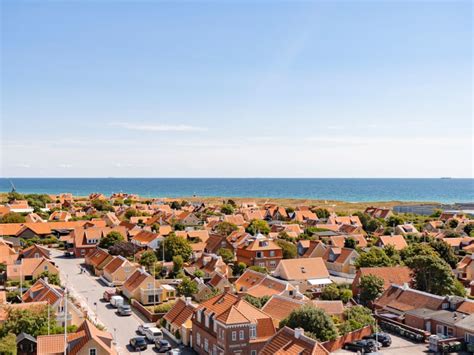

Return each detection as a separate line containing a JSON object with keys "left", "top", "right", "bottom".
{"left": 144, "top": 327, "right": 163, "bottom": 343}
{"left": 137, "top": 323, "right": 156, "bottom": 335}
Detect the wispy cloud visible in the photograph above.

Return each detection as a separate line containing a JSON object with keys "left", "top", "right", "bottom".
{"left": 111, "top": 122, "right": 208, "bottom": 132}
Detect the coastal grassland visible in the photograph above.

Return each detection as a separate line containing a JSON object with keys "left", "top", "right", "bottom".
{"left": 0, "top": 192, "right": 435, "bottom": 214}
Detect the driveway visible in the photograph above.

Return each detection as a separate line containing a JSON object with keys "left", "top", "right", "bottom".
{"left": 50, "top": 249, "right": 194, "bottom": 355}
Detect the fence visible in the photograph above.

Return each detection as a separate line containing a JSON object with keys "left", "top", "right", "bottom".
{"left": 322, "top": 326, "right": 373, "bottom": 352}
{"left": 131, "top": 299, "right": 166, "bottom": 322}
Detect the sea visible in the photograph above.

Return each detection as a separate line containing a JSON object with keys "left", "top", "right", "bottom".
{"left": 0, "top": 178, "right": 473, "bottom": 203}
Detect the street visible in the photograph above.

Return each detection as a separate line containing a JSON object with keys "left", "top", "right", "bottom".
{"left": 50, "top": 249, "right": 192, "bottom": 355}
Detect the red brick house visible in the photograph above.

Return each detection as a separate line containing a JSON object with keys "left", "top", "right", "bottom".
{"left": 192, "top": 292, "right": 276, "bottom": 355}
{"left": 236, "top": 235, "right": 282, "bottom": 271}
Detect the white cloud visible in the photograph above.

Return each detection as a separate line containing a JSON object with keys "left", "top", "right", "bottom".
{"left": 110, "top": 122, "right": 208, "bottom": 132}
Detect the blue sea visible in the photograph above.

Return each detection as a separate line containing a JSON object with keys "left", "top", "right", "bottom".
{"left": 0, "top": 178, "right": 473, "bottom": 203}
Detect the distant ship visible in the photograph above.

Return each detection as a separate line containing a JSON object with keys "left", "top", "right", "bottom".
{"left": 440, "top": 177, "right": 452, "bottom": 179}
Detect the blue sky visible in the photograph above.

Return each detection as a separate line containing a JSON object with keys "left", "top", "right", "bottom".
{"left": 1, "top": 0, "right": 472, "bottom": 177}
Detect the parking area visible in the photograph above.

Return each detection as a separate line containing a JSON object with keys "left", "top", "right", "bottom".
{"left": 51, "top": 249, "right": 195, "bottom": 355}
{"left": 331, "top": 333, "right": 429, "bottom": 354}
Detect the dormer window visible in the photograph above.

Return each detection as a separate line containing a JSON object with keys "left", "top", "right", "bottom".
{"left": 256, "top": 252, "right": 263, "bottom": 258}
{"left": 249, "top": 324, "right": 256, "bottom": 339}
{"left": 197, "top": 310, "right": 202, "bottom": 322}
{"left": 205, "top": 314, "right": 209, "bottom": 327}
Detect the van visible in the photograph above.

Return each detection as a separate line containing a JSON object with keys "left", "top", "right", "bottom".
{"left": 110, "top": 295, "right": 124, "bottom": 308}
{"left": 103, "top": 289, "right": 116, "bottom": 302}
{"left": 144, "top": 327, "right": 163, "bottom": 342}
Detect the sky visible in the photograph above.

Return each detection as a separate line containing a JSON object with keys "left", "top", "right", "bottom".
{"left": 1, "top": 0, "right": 472, "bottom": 178}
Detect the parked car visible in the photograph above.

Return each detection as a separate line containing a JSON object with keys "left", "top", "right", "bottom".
{"left": 364, "top": 333, "right": 392, "bottom": 347}
{"left": 167, "top": 349, "right": 181, "bottom": 355}
{"left": 110, "top": 295, "right": 124, "bottom": 308}
{"left": 137, "top": 323, "right": 156, "bottom": 335}
{"left": 155, "top": 339, "right": 172, "bottom": 353}
{"left": 129, "top": 337, "right": 148, "bottom": 351}
{"left": 145, "top": 327, "right": 163, "bottom": 342}
{"left": 103, "top": 289, "right": 116, "bottom": 302}
{"left": 343, "top": 339, "right": 381, "bottom": 353}
{"left": 118, "top": 304, "right": 132, "bottom": 316}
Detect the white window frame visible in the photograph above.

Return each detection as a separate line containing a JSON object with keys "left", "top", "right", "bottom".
{"left": 250, "top": 325, "right": 256, "bottom": 339}
{"left": 213, "top": 319, "right": 217, "bottom": 332}
{"left": 239, "top": 330, "right": 244, "bottom": 340}
{"left": 89, "top": 349, "right": 97, "bottom": 355}
{"left": 196, "top": 332, "right": 201, "bottom": 346}
{"left": 205, "top": 314, "right": 209, "bottom": 328}
{"left": 204, "top": 338, "right": 208, "bottom": 351}
{"left": 197, "top": 310, "right": 202, "bottom": 322}
{"left": 232, "top": 331, "right": 236, "bottom": 341}
{"left": 269, "top": 250, "right": 275, "bottom": 257}
{"left": 251, "top": 351, "right": 257, "bottom": 355}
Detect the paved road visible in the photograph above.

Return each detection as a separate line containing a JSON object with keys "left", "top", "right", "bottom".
{"left": 50, "top": 249, "right": 191, "bottom": 355}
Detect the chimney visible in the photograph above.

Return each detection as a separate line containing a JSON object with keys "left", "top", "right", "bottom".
{"left": 185, "top": 297, "right": 192, "bottom": 306}
{"left": 224, "top": 285, "right": 231, "bottom": 293}
{"left": 294, "top": 328, "right": 304, "bottom": 339}
{"left": 44, "top": 277, "right": 48, "bottom": 284}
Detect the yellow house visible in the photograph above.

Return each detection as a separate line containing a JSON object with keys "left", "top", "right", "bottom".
{"left": 6, "top": 257, "right": 59, "bottom": 283}
{"left": 456, "top": 254, "right": 474, "bottom": 282}
{"left": 102, "top": 255, "right": 137, "bottom": 286}
{"left": 37, "top": 319, "right": 117, "bottom": 354}
{"left": 322, "top": 247, "right": 359, "bottom": 276}
{"left": 122, "top": 268, "right": 176, "bottom": 305}
{"left": 22, "top": 279, "right": 84, "bottom": 327}
{"left": 162, "top": 297, "right": 197, "bottom": 345}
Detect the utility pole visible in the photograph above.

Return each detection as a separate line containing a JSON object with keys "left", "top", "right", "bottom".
{"left": 64, "top": 287, "right": 68, "bottom": 355}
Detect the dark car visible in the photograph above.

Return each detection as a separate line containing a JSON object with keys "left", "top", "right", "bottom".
{"left": 155, "top": 339, "right": 172, "bottom": 353}
{"left": 363, "top": 333, "right": 392, "bottom": 347}
{"left": 343, "top": 339, "right": 381, "bottom": 353}
{"left": 129, "top": 337, "right": 148, "bottom": 351}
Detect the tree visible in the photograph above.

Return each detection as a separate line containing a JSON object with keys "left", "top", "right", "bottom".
{"left": 321, "top": 284, "right": 340, "bottom": 300}
{"left": 194, "top": 270, "right": 205, "bottom": 278}
{"left": 275, "top": 239, "right": 297, "bottom": 259}
{"left": 464, "top": 223, "right": 474, "bottom": 237}
{"left": 448, "top": 219, "right": 459, "bottom": 229}
{"left": 386, "top": 215, "right": 404, "bottom": 227}
{"left": 0, "top": 212, "right": 25, "bottom": 224}
{"left": 91, "top": 199, "right": 114, "bottom": 212}
{"left": 176, "top": 277, "right": 198, "bottom": 297}
{"left": 246, "top": 219, "right": 270, "bottom": 235}
{"left": 0, "top": 305, "right": 54, "bottom": 337}
{"left": 405, "top": 254, "right": 463, "bottom": 296}
{"left": 340, "top": 289, "right": 353, "bottom": 303}
{"left": 429, "top": 239, "right": 458, "bottom": 268}
{"left": 161, "top": 234, "right": 192, "bottom": 262}
{"left": 0, "top": 333, "right": 17, "bottom": 355}
{"left": 248, "top": 265, "right": 268, "bottom": 274}
{"left": 344, "top": 237, "right": 356, "bottom": 249}
{"left": 217, "top": 248, "right": 234, "bottom": 264}
{"left": 359, "top": 274, "right": 385, "bottom": 305}
{"left": 314, "top": 208, "right": 330, "bottom": 219}
{"left": 384, "top": 244, "right": 401, "bottom": 265}
{"left": 170, "top": 201, "right": 182, "bottom": 210}
{"left": 99, "top": 231, "right": 124, "bottom": 249}
{"left": 400, "top": 243, "right": 437, "bottom": 262}
{"left": 339, "top": 306, "right": 375, "bottom": 334}
{"left": 232, "top": 262, "right": 247, "bottom": 276}
{"left": 280, "top": 305, "right": 338, "bottom": 341}
{"left": 139, "top": 251, "right": 158, "bottom": 269}
{"left": 215, "top": 222, "right": 238, "bottom": 236}
{"left": 355, "top": 247, "right": 395, "bottom": 268}
{"left": 173, "top": 221, "right": 186, "bottom": 231}
{"left": 220, "top": 204, "right": 235, "bottom": 215}
{"left": 243, "top": 295, "right": 270, "bottom": 309}
{"left": 125, "top": 208, "right": 139, "bottom": 219}
{"left": 109, "top": 242, "right": 137, "bottom": 258}
{"left": 35, "top": 271, "right": 60, "bottom": 286}
{"left": 172, "top": 255, "right": 184, "bottom": 275}
{"left": 366, "top": 219, "right": 383, "bottom": 233}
